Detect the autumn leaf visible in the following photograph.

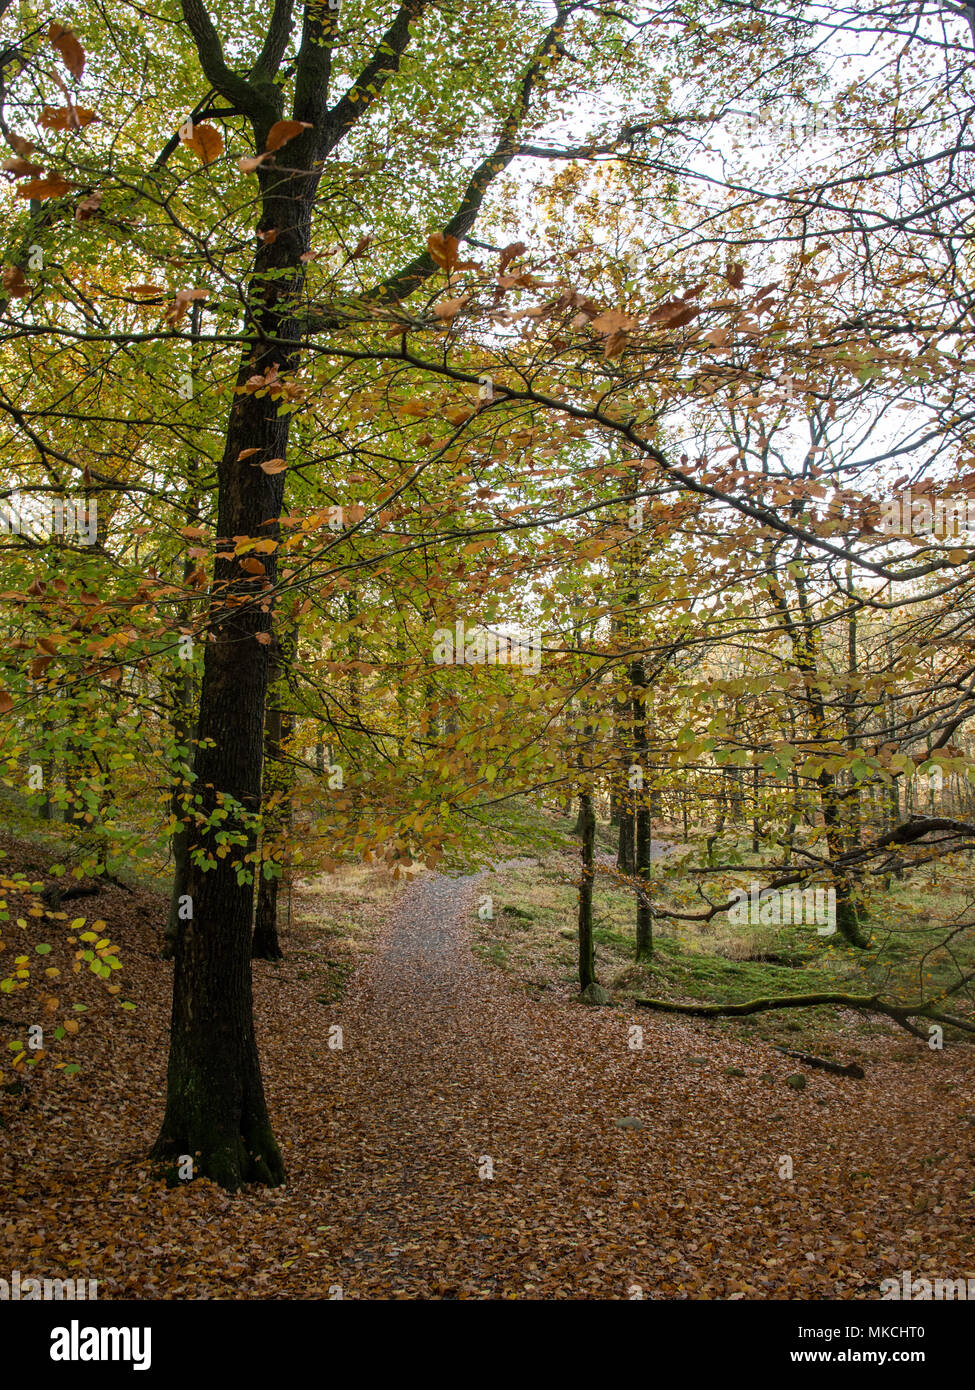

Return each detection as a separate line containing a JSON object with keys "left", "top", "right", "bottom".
{"left": 7, "top": 133, "right": 37, "bottom": 157}
{"left": 2, "top": 267, "right": 31, "bottom": 298}
{"left": 39, "top": 105, "right": 98, "bottom": 131}
{"left": 499, "top": 240, "right": 527, "bottom": 274}
{"left": 16, "top": 175, "right": 72, "bottom": 200}
{"left": 238, "top": 154, "right": 271, "bottom": 173}
{"left": 590, "top": 309, "right": 639, "bottom": 336}
{"left": 2, "top": 157, "right": 43, "bottom": 177}
{"left": 75, "top": 189, "right": 102, "bottom": 221}
{"left": 265, "top": 120, "right": 313, "bottom": 152}
{"left": 0, "top": 690, "right": 13, "bottom": 715}
{"left": 258, "top": 458, "right": 287, "bottom": 474}
{"left": 434, "top": 295, "right": 469, "bottom": 321}
{"left": 240, "top": 558, "right": 267, "bottom": 575}
{"left": 180, "top": 121, "right": 223, "bottom": 165}
{"left": 725, "top": 263, "right": 745, "bottom": 289}
{"left": 428, "top": 232, "right": 460, "bottom": 273}
{"left": 237, "top": 448, "right": 261, "bottom": 461}
{"left": 163, "top": 287, "right": 208, "bottom": 327}
{"left": 48, "top": 22, "right": 86, "bottom": 80}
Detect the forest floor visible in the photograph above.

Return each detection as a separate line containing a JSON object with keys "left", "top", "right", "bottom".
{"left": 1, "top": 832, "right": 974, "bottom": 1299}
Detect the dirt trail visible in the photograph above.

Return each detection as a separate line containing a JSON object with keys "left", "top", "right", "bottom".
{"left": 289, "top": 868, "right": 969, "bottom": 1299}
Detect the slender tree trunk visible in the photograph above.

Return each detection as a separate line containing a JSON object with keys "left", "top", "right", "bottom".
{"left": 578, "top": 788, "right": 596, "bottom": 990}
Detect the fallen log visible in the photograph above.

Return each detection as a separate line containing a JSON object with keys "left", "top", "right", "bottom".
{"left": 773, "top": 1046, "right": 865, "bottom": 1079}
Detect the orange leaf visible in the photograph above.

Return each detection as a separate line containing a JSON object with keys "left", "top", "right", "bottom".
{"left": 48, "top": 23, "right": 85, "bottom": 80}
{"left": 16, "top": 175, "right": 72, "bottom": 200}
{"left": 237, "top": 448, "right": 261, "bottom": 461}
{"left": 163, "top": 287, "right": 208, "bottom": 327}
{"left": 238, "top": 154, "right": 271, "bottom": 173}
{"left": 39, "top": 105, "right": 97, "bottom": 131}
{"left": 428, "top": 232, "right": 460, "bottom": 273}
{"left": 259, "top": 458, "right": 287, "bottom": 474}
{"left": 265, "top": 120, "right": 312, "bottom": 152}
{"left": 240, "top": 558, "right": 266, "bottom": 576}
{"left": 499, "top": 240, "right": 527, "bottom": 274}
{"left": 0, "top": 690, "right": 13, "bottom": 714}
{"left": 180, "top": 121, "right": 223, "bottom": 166}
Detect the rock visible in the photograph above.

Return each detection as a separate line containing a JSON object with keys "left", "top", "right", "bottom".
{"left": 614, "top": 1117, "right": 644, "bottom": 1131}
{"left": 759, "top": 1072, "right": 776, "bottom": 1082}
{"left": 559, "top": 929, "right": 575, "bottom": 940}
{"left": 581, "top": 982, "right": 610, "bottom": 1005}
{"left": 686, "top": 1056, "right": 708, "bottom": 1065}
{"left": 723, "top": 1066, "right": 746, "bottom": 1077}
{"left": 786, "top": 1073, "right": 807, "bottom": 1091}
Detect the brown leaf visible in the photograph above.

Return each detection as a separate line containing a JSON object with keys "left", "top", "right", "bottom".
{"left": 590, "top": 309, "right": 639, "bottom": 336}
{"left": 0, "top": 689, "right": 13, "bottom": 715}
{"left": 237, "top": 448, "right": 261, "bottom": 461}
{"left": 39, "top": 105, "right": 97, "bottom": 131}
{"left": 603, "top": 329, "right": 629, "bottom": 359}
{"left": 725, "top": 263, "right": 745, "bottom": 289}
{"left": 163, "top": 287, "right": 208, "bottom": 327}
{"left": 75, "top": 189, "right": 102, "bottom": 221}
{"left": 499, "top": 240, "right": 527, "bottom": 274}
{"left": 265, "top": 120, "right": 313, "bottom": 152}
{"left": 240, "top": 558, "right": 267, "bottom": 576}
{"left": 2, "top": 267, "right": 31, "bottom": 298}
{"left": 180, "top": 122, "right": 223, "bottom": 166}
{"left": 238, "top": 154, "right": 271, "bottom": 174}
{"left": 15, "top": 175, "right": 72, "bottom": 200}
{"left": 2, "top": 158, "right": 43, "bottom": 177}
{"left": 433, "top": 295, "right": 469, "bottom": 321}
{"left": 8, "top": 133, "right": 37, "bottom": 157}
{"left": 258, "top": 458, "right": 287, "bottom": 474}
{"left": 48, "top": 22, "right": 86, "bottom": 80}
{"left": 428, "top": 233, "right": 460, "bottom": 273}
{"left": 255, "top": 631, "right": 272, "bottom": 644}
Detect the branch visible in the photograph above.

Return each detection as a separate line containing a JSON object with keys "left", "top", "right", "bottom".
{"left": 179, "top": 0, "right": 278, "bottom": 123}
{"left": 318, "top": 0, "right": 432, "bottom": 148}
{"left": 252, "top": 0, "right": 295, "bottom": 82}
{"left": 363, "top": 3, "right": 574, "bottom": 306}
{"left": 634, "top": 990, "right": 961, "bottom": 1041}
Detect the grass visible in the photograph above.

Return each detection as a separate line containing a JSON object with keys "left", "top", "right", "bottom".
{"left": 469, "top": 812, "right": 975, "bottom": 1056}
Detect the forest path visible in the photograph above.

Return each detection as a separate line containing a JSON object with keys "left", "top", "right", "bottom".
{"left": 294, "top": 862, "right": 890, "bottom": 1299}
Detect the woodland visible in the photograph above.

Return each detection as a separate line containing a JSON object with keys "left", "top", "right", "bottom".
{"left": 0, "top": 0, "right": 974, "bottom": 1305}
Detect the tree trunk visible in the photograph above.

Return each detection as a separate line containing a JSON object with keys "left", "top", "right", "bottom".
{"left": 151, "top": 156, "right": 317, "bottom": 1189}
{"left": 578, "top": 788, "right": 596, "bottom": 990}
